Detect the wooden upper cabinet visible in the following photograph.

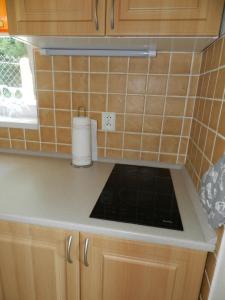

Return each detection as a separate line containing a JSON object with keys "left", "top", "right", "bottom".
{"left": 0, "top": 0, "right": 8, "bottom": 32}
{"left": 106, "top": 0, "right": 225, "bottom": 36}
{"left": 6, "top": 0, "right": 106, "bottom": 35}
{"left": 80, "top": 233, "right": 207, "bottom": 300}
{"left": 0, "top": 221, "right": 80, "bottom": 300}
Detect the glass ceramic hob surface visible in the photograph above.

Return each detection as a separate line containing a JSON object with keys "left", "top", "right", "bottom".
{"left": 90, "top": 164, "right": 183, "bottom": 231}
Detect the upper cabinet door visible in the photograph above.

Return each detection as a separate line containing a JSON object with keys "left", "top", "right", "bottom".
{"left": 6, "top": 0, "right": 105, "bottom": 35}
{"left": 106, "top": 0, "right": 225, "bottom": 36}
{"left": 0, "top": 0, "right": 8, "bottom": 32}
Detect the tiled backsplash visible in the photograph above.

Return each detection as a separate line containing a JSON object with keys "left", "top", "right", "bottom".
{"left": 185, "top": 36, "right": 225, "bottom": 300}
{"left": 0, "top": 51, "right": 201, "bottom": 164}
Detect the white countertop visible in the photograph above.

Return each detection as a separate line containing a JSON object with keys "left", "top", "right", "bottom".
{"left": 0, "top": 153, "right": 216, "bottom": 252}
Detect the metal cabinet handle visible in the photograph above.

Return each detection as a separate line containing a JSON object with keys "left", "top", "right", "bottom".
{"left": 67, "top": 235, "right": 73, "bottom": 264}
{"left": 111, "top": 0, "right": 115, "bottom": 30}
{"left": 94, "top": 0, "right": 99, "bottom": 31}
{"left": 84, "top": 238, "right": 89, "bottom": 267}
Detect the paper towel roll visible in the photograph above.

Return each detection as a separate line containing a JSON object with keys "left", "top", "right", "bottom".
{"left": 72, "top": 117, "right": 92, "bottom": 167}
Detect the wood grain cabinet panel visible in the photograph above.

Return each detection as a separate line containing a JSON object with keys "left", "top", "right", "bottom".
{"left": 0, "top": 0, "right": 8, "bottom": 32}
{"left": 0, "top": 221, "right": 80, "bottom": 300}
{"left": 6, "top": 0, "right": 105, "bottom": 35}
{"left": 106, "top": 0, "right": 225, "bottom": 36}
{"left": 80, "top": 233, "right": 207, "bottom": 300}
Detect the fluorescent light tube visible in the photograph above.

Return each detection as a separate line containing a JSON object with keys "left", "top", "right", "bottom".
{"left": 40, "top": 48, "right": 156, "bottom": 57}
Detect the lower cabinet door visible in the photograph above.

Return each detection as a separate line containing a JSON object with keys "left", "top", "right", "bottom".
{"left": 0, "top": 221, "right": 80, "bottom": 300}
{"left": 80, "top": 233, "right": 207, "bottom": 300}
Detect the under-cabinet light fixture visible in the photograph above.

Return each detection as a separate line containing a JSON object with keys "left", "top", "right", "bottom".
{"left": 40, "top": 48, "right": 156, "bottom": 57}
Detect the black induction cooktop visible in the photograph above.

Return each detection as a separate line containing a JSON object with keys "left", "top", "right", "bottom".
{"left": 90, "top": 164, "right": 183, "bottom": 231}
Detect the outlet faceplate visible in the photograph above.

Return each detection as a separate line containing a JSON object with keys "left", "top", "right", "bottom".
{"left": 102, "top": 112, "right": 116, "bottom": 131}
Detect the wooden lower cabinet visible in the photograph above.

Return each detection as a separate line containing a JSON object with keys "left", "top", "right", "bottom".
{"left": 0, "top": 221, "right": 207, "bottom": 300}
{"left": 80, "top": 233, "right": 207, "bottom": 300}
{"left": 0, "top": 221, "right": 80, "bottom": 300}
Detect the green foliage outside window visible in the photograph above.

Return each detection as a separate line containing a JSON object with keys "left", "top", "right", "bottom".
{"left": 0, "top": 38, "right": 27, "bottom": 59}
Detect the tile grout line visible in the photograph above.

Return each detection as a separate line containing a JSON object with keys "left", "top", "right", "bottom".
{"left": 140, "top": 55, "right": 151, "bottom": 160}
{"left": 176, "top": 52, "right": 195, "bottom": 164}
{"left": 121, "top": 57, "right": 130, "bottom": 159}
{"left": 158, "top": 52, "right": 173, "bottom": 161}
{"left": 51, "top": 56, "right": 57, "bottom": 153}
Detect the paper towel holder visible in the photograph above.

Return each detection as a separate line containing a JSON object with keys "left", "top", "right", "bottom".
{"left": 71, "top": 106, "right": 94, "bottom": 168}
{"left": 77, "top": 106, "right": 87, "bottom": 117}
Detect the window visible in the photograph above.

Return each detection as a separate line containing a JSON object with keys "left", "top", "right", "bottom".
{"left": 0, "top": 37, "right": 38, "bottom": 129}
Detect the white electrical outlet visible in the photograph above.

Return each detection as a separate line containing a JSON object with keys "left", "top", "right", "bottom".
{"left": 102, "top": 112, "right": 116, "bottom": 131}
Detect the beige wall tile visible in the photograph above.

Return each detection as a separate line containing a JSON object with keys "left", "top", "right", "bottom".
{"left": 39, "top": 109, "right": 55, "bottom": 126}
{"left": 170, "top": 53, "right": 192, "bottom": 74}
{"left": 149, "top": 53, "right": 170, "bottom": 74}
{"left": 55, "top": 92, "right": 71, "bottom": 110}
{"left": 72, "top": 93, "right": 88, "bottom": 111}
{"left": 145, "top": 96, "right": 165, "bottom": 115}
{"left": 41, "top": 143, "right": 56, "bottom": 152}
{"left": 213, "top": 136, "right": 225, "bottom": 164}
{"left": 164, "top": 97, "right": 185, "bottom": 116}
{"left": 126, "top": 95, "right": 145, "bottom": 114}
{"left": 25, "top": 129, "right": 40, "bottom": 142}
{"left": 125, "top": 115, "right": 143, "bottom": 132}
{"left": 143, "top": 116, "right": 162, "bottom": 134}
{"left": 161, "top": 136, "right": 180, "bottom": 154}
{"left": 90, "top": 57, "right": 108, "bottom": 72}
{"left": 108, "top": 94, "right": 125, "bottom": 113}
{"left": 10, "top": 128, "right": 24, "bottom": 140}
{"left": 147, "top": 75, "right": 167, "bottom": 95}
{"left": 123, "top": 150, "right": 140, "bottom": 160}
{"left": 55, "top": 110, "right": 71, "bottom": 127}
{"left": 159, "top": 154, "right": 177, "bottom": 164}
{"left": 26, "top": 142, "right": 41, "bottom": 152}
{"left": 0, "top": 128, "right": 9, "bottom": 139}
{"left": 141, "top": 152, "right": 158, "bottom": 161}
{"left": 72, "top": 73, "right": 88, "bottom": 92}
{"left": 57, "top": 144, "right": 72, "bottom": 154}
{"left": 215, "top": 68, "right": 225, "bottom": 98}
{"left": 124, "top": 133, "right": 141, "bottom": 150}
{"left": 218, "top": 102, "right": 225, "bottom": 136}
{"left": 90, "top": 94, "right": 106, "bottom": 112}
{"left": 37, "top": 91, "right": 54, "bottom": 108}
{"left": 167, "top": 76, "right": 189, "bottom": 96}
{"left": 106, "top": 149, "right": 122, "bottom": 159}
{"left": 11, "top": 140, "right": 25, "bottom": 150}
{"left": 35, "top": 51, "right": 52, "bottom": 70}
{"left": 109, "top": 57, "right": 128, "bottom": 73}
{"left": 127, "top": 75, "right": 147, "bottom": 94}
{"left": 40, "top": 127, "right": 55, "bottom": 143}
{"left": 163, "top": 117, "right": 182, "bottom": 135}
{"left": 141, "top": 135, "right": 160, "bottom": 152}
{"left": 90, "top": 74, "right": 107, "bottom": 93}
{"left": 97, "top": 131, "right": 106, "bottom": 147}
{"left": 53, "top": 56, "right": 70, "bottom": 71}
{"left": 106, "top": 132, "right": 123, "bottom": 148}
{"left": 71, "top": 56, "right": 88, "bottom": 72}
{"left": 209, "top": 101, "right": 222, "bottom": 130}
{"left": 108, "top": 74, "right": 127, "bottom": 93}
{"left": 116, "top": 114, "right": 124, "bottom": 131}
{"left": 129, "top": 57, "right": 148, "bottom": 74}
{"left": 56, "top": 128, "right": 71, "bottom": 144}
{"left": 36, "top": 71, "right": 53, "bottom": 90}
{"left": 54, "top": 72, "right": 70, "bottom": 90}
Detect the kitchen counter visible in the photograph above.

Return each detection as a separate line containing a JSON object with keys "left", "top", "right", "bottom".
{"left": 0, "top": 153, "right": 216, "bottom": 251}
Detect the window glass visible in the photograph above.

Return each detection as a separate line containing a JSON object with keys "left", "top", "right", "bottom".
{"left": 0, "top": 37, "right": 38, "bottom": 128}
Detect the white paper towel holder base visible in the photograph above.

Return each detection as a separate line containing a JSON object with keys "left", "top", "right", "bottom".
{"left": 71, "top": 162, "right": 93, "bottom": 168}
